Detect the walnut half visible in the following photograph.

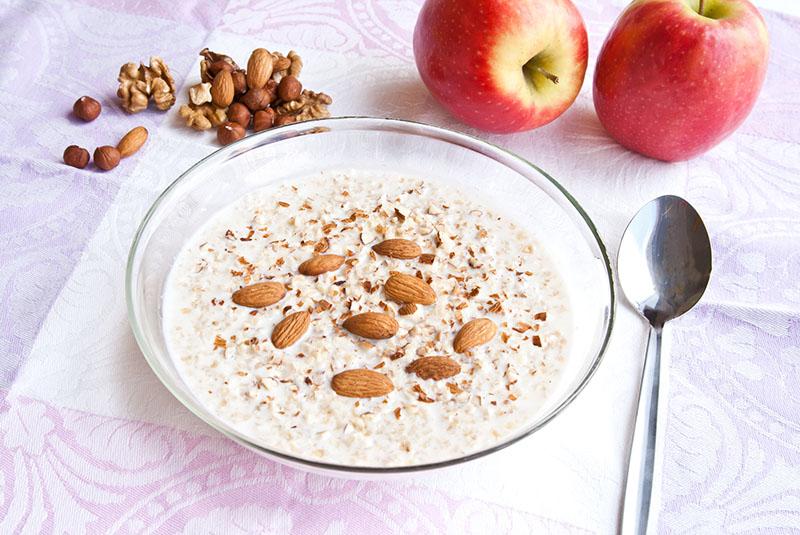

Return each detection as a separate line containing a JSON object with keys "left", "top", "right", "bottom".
{"left": 144, "top": 56, "right": 176, "bottom": 111}
{"left": 117, "top": 62, "right": 149, "bottom": 114}
{"left": 188, "top": 83, "right": 212, "bottom": 106}
{"left": 117, "top": 56, "right": 176, "bottom": 113}
{"left": 179, "top": 103, "right": 227, "bottom": 130}
{"left": 276, "top": 90, "right": 332, "bottom": 122}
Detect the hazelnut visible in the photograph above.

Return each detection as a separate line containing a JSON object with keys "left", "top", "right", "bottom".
{"left": 274, "top": 114, "right": 296, "bottom": 127}
{"left": 265, "top": 79, "right": 278, "bottom": 101}
{"left": 63, "top": 145, "right": 90, "bottom": 169}
{"left": 73, "top": 96, "right": 101, "bottom": 122}
{"left": 207, "top": 60, "right": 234, "bottom": 77}
{"left": 239, "top": 88, "right": 272, "bottom": 112}
{"left": 231, "top": 70, "right": 247, "bottom": 95}
{"left": 253, "top": 109, "right": 276, "bottom": 132}
{"left": 94, "top": 146, "right": 121, "bottom": 171}
{"left": 278, "top": 76, "right": 302, "bottom": 102}
{"left": 228, "top": 102, "right": 251, "bottom": 128}
{"left": 217, "top": 121, "right": 246, "bottom": 145}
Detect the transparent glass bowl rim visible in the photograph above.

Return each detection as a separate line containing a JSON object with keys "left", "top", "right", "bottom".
{"left": 126, "top": 116, "right": 616, "bottom": 475}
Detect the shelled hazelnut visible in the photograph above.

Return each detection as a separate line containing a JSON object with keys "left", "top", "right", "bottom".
{"left": 73, "top": 96, "right": 102, "bottom": 122}
{"left": 217, "top": 122, "right": 246, "bottom": 145}
{"left": 278, "top": 76, "right": 302, "bottom": 102}
{"left": 253, "top": 109, "right": 275, "bottom": 132}
{"left": 94, "top": 146, "right": 121, "bottom": 170}
{"left": 63, "top": 145, "right": 90, "bottom": 168}
{"left": 240, "top": 87, "right": 272, "bottom": 112}
{"left": 228, "top": 103, "right": 251, "bottom": 128}
{"left": 232, "top": 70, "right": 247, "bottom": 95}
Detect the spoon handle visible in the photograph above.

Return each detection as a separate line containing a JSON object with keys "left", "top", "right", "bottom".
{"left": 621, "top": 326, "right": 663, "bottom": 535}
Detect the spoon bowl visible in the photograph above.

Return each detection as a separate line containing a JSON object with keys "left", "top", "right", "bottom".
{"left": 618, "top": 195, "right": 712, "bottom": 327}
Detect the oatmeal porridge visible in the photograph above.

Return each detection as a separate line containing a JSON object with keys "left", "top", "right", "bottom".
{"left": 164, "top": 171, "right": 571, "bottom": 466}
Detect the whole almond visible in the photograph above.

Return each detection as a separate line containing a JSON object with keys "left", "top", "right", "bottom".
{"left": 117, "top": 126, "right": 148, "bottom": 158}
{"left": 372, "top": 239, "right": 421, "bottom": 259}
{"left": 331, "top": 369, "right": 394, "bottom": 398}
{"left": 211, "top": 70, "right": 234, "bottom": 107}
{"left": 271, "top": 311, "right": 310, "bottom": 348}
{"left": 246, "top": 48, "right": 273, "bottom": 90}
{"left": 343, "top": 312, "right": 399, "bottom": 340}
{"left": 231, "top": 281, "right": 286, "bottom": 308}
{"left": 298, "top": 254, "right": 345, "bottom": 276}
{"left": 453, "top": 318, "right": 497, "bottom": 353}
{"left": 385, "top": 273, "right": 435, "bottom": 305}
{"left": 406, "top": 356, "right": 461, "bottom": 381}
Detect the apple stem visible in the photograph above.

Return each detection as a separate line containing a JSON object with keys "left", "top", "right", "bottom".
{"left": 698, "top": 0, "right": 705, "bottom": 15}
{"left": 535, "top": 67, "right": 559, "bottom": 85}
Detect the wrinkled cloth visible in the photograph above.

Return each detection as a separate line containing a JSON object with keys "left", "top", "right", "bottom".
{"left": 1, "top": 0, "right": 798, "bottom": 533}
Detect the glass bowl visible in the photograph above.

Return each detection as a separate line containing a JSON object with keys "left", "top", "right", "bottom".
{"left": 126, "top": 117, "right": 614, "bottom": 477}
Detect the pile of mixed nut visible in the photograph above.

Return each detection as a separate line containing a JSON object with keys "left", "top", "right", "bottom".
{"left": 179, "top": 48, "right": 332, "bottom": 145}
{"left": 62, "top": 48, "right": 332, "bottom": 170}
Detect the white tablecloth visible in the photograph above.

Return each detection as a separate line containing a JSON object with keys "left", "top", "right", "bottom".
{"left": 1, "top": 0, "right": 798, "bottom": 533}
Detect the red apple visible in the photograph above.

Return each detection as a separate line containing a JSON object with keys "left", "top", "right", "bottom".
{"left": 593, "top": 0, "right": 769, "bottom": 162}
{"left": 413, "top": 0, "right": 588, "bottom": 133}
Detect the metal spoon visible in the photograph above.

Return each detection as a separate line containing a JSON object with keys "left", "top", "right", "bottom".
{"left": 617, "top": 195, "right": 712, "bottom": 534}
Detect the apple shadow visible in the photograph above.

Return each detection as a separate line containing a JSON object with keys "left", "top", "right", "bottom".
{"left": 353, "top": 71, "right": 458, "bottom": 127}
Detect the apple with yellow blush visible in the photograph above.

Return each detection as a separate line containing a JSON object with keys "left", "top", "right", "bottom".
{"left": 414, "top": 0, "right": 589, "bottom": 133}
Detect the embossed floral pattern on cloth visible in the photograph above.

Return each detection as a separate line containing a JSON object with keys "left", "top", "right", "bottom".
{"left": 1, "top": 0, "right": 799, "bottom": 533}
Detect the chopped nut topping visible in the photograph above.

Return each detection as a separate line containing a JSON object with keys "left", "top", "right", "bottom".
{"left": 387, "top": 348, "right": 405, "bottom": 361}
{"left": 314, "top": 237, "right": 330, "bottom": 254}
{"left": 446, "top": 382, "right": 463, "bottom": 395}
{"left": 314, "top": 299, "right": 332, "bottom": 312}
{"left": 412, "top": 384, "right": 435, "bottom": 403}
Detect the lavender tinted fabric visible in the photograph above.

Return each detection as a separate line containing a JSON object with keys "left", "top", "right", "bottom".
{"left": 1, "top": 0, "right": 798, "bottom": 533}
